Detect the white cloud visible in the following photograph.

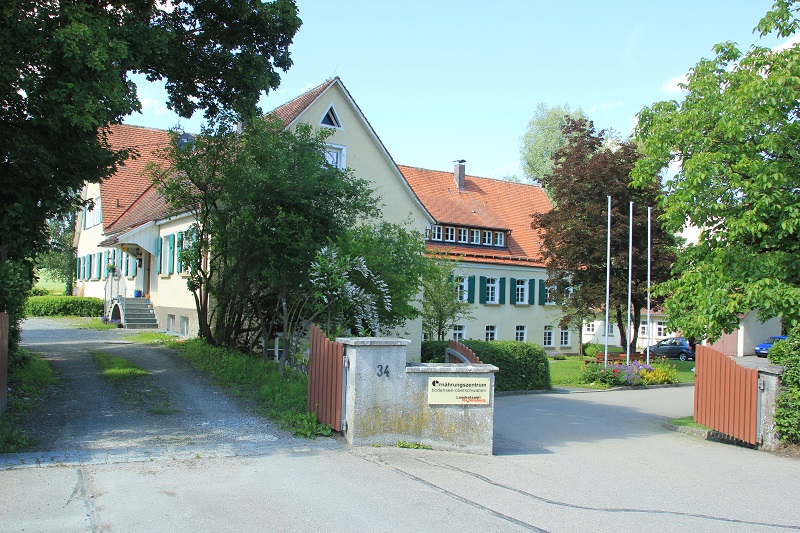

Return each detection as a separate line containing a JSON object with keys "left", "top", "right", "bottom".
{"left": 773, "top": 33, "right": 800, "bottom": 52}
{"left": 660, "top": 74, "right": 688, "bottom": 95}
{"left": 140, "top": 97, "right": 169, "bottom": 116}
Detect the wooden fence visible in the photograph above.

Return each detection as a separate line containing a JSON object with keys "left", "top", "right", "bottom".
{"left": 694, "top": 344, "right": 760, "bottom": 445}
{"left": 1, "top": 312, "right": 8, "bottom": 414}
{"left": 446, "top": 339, "right": 483, "bottom": 364}
{"left": 307, "top": 324, "right": 345, "bottom": 432}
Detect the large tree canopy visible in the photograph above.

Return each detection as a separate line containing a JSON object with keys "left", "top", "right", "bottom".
{"left": 520, "top": 103, "right": 586, "bottom": 185}
{"left": 533, "top": 117, "right": 675, "bottom": 353}
{"left": 632, "top": 0, "right": 800, "bottom": 340}
{"left": 0, "top": 0, "right": 300, "bottom": 264}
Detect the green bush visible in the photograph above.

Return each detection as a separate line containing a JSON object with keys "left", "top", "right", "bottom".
{"left": 769, "top": 327, "right": 800, "bottom": 444}
{"left": 420, "top": 339, "right": 550, "bottom": 392}
{"left": 24, "top": 296, "right": 104, "bottom": 317}
{"left": 30, "top": 286, "right": 51, "bottom": 296}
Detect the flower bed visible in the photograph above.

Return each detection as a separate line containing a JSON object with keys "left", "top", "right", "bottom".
{"left": 580, "top": 360, "right": 678, "bottom": 387}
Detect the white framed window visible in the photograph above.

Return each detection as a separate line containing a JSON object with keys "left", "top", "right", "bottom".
{"left": 545, "top": 285, "right": 556, "bottom": 305}
{"left": 458, "top": 228, "right": 469, "bottom": 243}
{"left": 444, "top": 226, "right": 456, "bottom": 242}
{"left": 430, "top": 225, "right": 442, "bottom": 241}
{"left": 453, "top": 324, "right": 465, "bottom": 341}
{"left": 515, "top": 279, "right": 528, "bottom": 304}
{"left": 470, "top": 229, "right": 481, "bottom": 244}
{"left": 515, "top": 325, "right": 526, "bottom": 342}
{"left": 456, "top": 277, "right": 469, "bottom": 302}
{"left": 543, "top": 325, "right": 554, "bottom": 347}
{"left": 560, "top": 329, "right": 570, "bottom": 347}
{"left": 606, "top": 322, "right": 615, "bottom": 335}
{"left": 482, "top": 230, "right": 492, "bottom": 245}
{"left": 324, "top": 144, "right": 346, "bottom": 169}
{"left": 494, "top": 231, "right": 505, "bottom": 246}
{"left": 585, "top": 322, "right": 596, "bottom": 334}
{"left": 656, "top": 321, "right": 667, "bottom": 337}
{"left": 639, "top": 322, "right": 648, "bottom": 337}
{"left": 485, "top": 325, "right": 497, "bottom": 342}
{"left": 84, "top": 197, "right": 102, "bottom": 229}
{"left": 485, "top": 277, "right": 499, "bottom": 304}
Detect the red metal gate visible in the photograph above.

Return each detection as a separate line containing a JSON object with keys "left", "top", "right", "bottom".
{"left": 694, "top": 345, "right": 759, "bottom": 445}
{"left": 307, "top": 324, "right": 345, "bottom": 432}
{"left": 446, "top": 339, "right": 483, "bottom": 364}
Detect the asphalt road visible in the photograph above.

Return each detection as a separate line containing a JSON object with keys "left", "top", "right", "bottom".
{"left": 2, "top": 320, "right": 799, "bottom": 532}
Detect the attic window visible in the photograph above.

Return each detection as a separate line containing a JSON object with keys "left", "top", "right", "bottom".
{"left": 320, "top": 105, "right": 342, "bottom": 128}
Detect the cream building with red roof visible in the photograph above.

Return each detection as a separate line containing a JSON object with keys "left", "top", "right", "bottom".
{"left": 74, "top": 77, "right": 576, "bottom": 357}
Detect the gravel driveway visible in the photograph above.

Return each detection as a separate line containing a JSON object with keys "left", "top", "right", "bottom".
{"left": 5, "top": 318, "right": 337, "bottom": 466}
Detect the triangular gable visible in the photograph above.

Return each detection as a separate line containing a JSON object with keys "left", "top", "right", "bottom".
{"left": 270, "top": 78, "right": 434, "bottom": 225}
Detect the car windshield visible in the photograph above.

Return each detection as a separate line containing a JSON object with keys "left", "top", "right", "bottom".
{"left": 762, "top": 337, "right": 779, "bottom": 344}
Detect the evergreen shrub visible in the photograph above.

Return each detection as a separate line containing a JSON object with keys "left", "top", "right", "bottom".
{"left": 769, "top": 328, "right": 800, "bottom": 444}
{"left": 420, "top": 339, "right": 551, "bottom": 392}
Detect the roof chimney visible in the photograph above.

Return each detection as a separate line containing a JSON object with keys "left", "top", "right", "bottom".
{"left": 453, "top": 159, "right": 466, "bottom": 191}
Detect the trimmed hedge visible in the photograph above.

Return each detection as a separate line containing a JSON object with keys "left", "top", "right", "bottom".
{"left": 421, "top": 339, "right": 551, "bottom": 392}
{"left": 25, "top": 296, "right": 104, "bottom": 317}
{"left": 769, "top": 329, "right": 800, "bottom": 444}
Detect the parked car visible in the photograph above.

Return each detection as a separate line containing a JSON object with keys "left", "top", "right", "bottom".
{"left": 648, "top": 337, "right": 696, "bottom": 361}
{"left": 754, "top": 335, "right": 787, "bottom": 357}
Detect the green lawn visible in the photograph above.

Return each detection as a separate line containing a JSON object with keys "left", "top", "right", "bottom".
{"left": 549, "top": 356, "right": 696, "bottom": 387}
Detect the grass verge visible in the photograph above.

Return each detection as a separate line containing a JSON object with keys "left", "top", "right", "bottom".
{"left": 165, "top": 338, "right": 332, "bottom": 438}
{"left": 91, "top": 350, "right": 177, "bottom": 414}
{"left": 0, "top": 348, "right": 57, "bottom": 452}
{"left": 671, "top": 416, "right": 710, "bottom": 430}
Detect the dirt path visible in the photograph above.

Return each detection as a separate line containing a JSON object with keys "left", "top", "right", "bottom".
{"left": 13, "top": 318, "right": 316, "bottom": 457}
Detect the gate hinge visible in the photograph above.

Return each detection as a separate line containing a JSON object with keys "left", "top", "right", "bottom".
{"left": 341, "top": 420, "right": 348, "bottom": 431}
{"left": 343, "top": 355, "right": 350, "bottom": 369}
{"left": 759, "top": 377, "right": 765, "bottom": 391}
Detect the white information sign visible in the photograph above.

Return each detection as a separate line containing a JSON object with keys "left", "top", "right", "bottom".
{"left": 427, "top": 377, "right": 490, "bottom": 405}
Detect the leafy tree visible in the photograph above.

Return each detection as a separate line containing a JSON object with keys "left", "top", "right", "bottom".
{"left": 632, "top": 0, "right": 800, "bottom": 340}
{"left": 421, "top": 258, "right": 474, "bottom": 341}
{"left": 36, "top": 214, "right": 77, "bottom": 296}
{"left": 153, "top": 116, "right": 391, "bottom": 372}
{"left": 0, "top": 0, "right": 300, "bottom": 358}
{"left": 532, "top": 117, "right": 676, "bottom": 354}
{"left": 520, "top": 103, "right": 586, "bottom": 185}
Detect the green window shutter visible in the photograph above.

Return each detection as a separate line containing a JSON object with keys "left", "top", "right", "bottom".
{"left": 96, "top": 252, "right": 102, "bottom": 278}
{"left": 103, "top": 251, "right": 109, "bottom": 278}
{"left": 529, "top": 279, "right": 536, "bottom": 305}
{"left": 538, "top": 279, "right": 546, "bottom": 305}
{"left": 509, "top": 278, "right": 517, "bottom": 304}
{"left": 122, "top": 252, "right": 128, "bottom": 276}
{"left": 132, "top": 255, "right": 138, "bottom": 276}
{"left": 82, "top": 206, "right": 88, "bottom": 230}
{"left": 156, "top": 237, "right": 162, "bottom": 274}
{"left": 76, "top": 257, "right": 82, "bottom": 280}
{"left": 499, "top": 277, "right": 506, "bottom": 304}
{"left": 479, "top": 276, "right": 487, "bottom": 304}
{"left": 168, "top": 234, "right": 175, "bottom": 274}
{"left": 176, "top": 232, "right": 183, "bottom": 273}
{"left": 467, "top": 275, "right": 475, "bottom": 304}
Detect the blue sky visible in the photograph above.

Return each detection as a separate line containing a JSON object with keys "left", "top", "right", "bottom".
{"left": 124, "top": 0, "right": 789, "bottom": 180}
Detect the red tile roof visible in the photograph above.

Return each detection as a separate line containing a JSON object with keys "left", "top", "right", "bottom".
{"left": 102, "top": 125, "right": 172, "bottom": 232}
{"left": 269, "top": 78, "right": 338, "bottom": 127}
{"left": 398, "top": 165, "right": 552, "bottom": 267}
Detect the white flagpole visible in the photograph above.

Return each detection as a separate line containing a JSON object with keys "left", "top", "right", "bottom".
{"left": 647, "top": 207, "right": 652, "bottom": 366}
{"left": 627, "top": 201, "right": 633, "bottom": 366}
{"left": 604, "top": 196, "right": 611, "bottom": 366}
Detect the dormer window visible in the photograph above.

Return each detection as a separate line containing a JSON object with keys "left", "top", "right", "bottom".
{"left": 444, "top": 226, "right": 456, "bottom": 242}
{"left": 494, "top": 231, "right": 505, "bottom": 247}
{"left": 458, "top": 228, "right": 468, "bottom": 243}
{"left": 430, "top": 225, "right": 442, "bottom": 241}
{"left": 482, "top": 230, "right": 492, "bottom": 246}
{"left": 471, "top": 229, "right": 480, "bottom": 244}
{"left": 320, "top": 105, "right": 342, "bottom": 128}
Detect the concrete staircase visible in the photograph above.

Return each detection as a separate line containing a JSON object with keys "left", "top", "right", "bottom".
{"left": 120, "top": 297, "right": 158, "bottom": 329}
